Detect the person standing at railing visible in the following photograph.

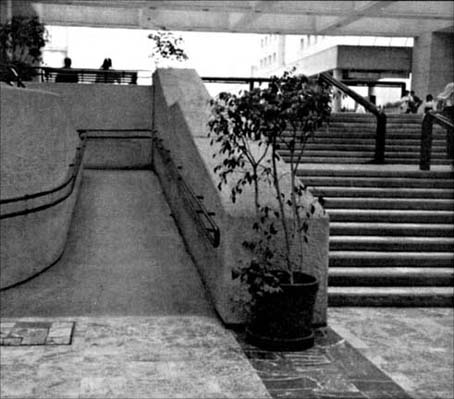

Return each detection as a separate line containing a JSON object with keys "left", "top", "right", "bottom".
{"left": 55, "top": 57, "right": 78, "bottom": 83}
{"left": 95, "top": 58, "right": 118, "bottom": 83}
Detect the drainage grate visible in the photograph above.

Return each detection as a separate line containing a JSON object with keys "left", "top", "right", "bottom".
{"left": 0, "top": 321, "right": 75, "bottom": 346}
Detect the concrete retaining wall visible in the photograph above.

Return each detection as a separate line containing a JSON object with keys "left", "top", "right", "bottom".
{"left": 0, "top": 84, "right": 79, "bottom": 199}
{"left": 83, "top": 132, "right": 153, "bottom": 169}
{"left": 152, "top": 69, "right": 329, "bottom": 325}
{"left": 0, "top": 84, "right": 83, "bottom": 289}
{"left": 27, "top": 83, "right": 153, "bottom": 131}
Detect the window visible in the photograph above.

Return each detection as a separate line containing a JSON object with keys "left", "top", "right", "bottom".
{"left": 273, "top": 53, "right": 276, "bottom": 63}
{"left": 300, "top": 38, "right": 305, "bottom": 49}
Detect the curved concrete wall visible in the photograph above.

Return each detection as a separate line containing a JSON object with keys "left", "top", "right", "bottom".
{"left": 0, "top": 84, "right": 79, "bottom": 199}
{"left": 0, "top": 84, "right": 82, "bottom": 289}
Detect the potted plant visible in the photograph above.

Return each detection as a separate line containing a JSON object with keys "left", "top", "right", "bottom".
{"left": 208, "top": 70, "right": 331, "bottom": 350}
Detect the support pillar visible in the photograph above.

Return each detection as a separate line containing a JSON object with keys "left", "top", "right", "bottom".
{"left": 0, "top": 0, "right": 12, "bottom": 23}
{"left": 332, "top": 68, "right": 343, "bottom": 112}
{"left": 412, "top": 32, "right": 454, "bottom": 99}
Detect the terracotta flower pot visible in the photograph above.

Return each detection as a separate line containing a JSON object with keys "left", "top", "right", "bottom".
{"left": 246, "top": 271, "right": 318, "bottom": 351}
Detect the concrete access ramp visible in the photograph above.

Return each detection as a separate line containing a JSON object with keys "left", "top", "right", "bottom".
{"left": 0, "top": 169, "right": 215, "bottom": 318}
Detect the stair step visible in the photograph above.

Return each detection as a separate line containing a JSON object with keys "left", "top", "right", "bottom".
{"left": 330, "top": 236, "right": 454, "bottom": 252}
{"left": 304, "top": 176, "right": 453, "bottom": 188}
{"left": 324, "top": 197, "right": 454, "bottom": 210}
{"left": 330, "top": 222, "right": 454, "bottom": 237}
{"left": 285, "top": 131, "right": 446, "bottom": 139}
{"left": 328, "top": 209, "right": 454, "bottom": 223}
{"left": 297, "top": 168, "right": 454, "bottom": 179}
{"left": 297, "top": 158, "right": 451, "bottom": 165}
{"left": 329, "top": 267, "right": 454, "bottom": 286}
{"left": 283, "top": 151, "right": 449, "bottom": 161}
{"left": 282, "top": 144, "right": 447, "bottom": 153}
{"left": 281, "top": 138, "right": 446, "bottom": 146}
{"left": 330, "top": 251, "right": 454, "bottom": 267}
{"left": 311, "top": 186, "right": 454, "bottom": 199}
{"left": 328, "top": 286, "right": 454, "bottom": 306}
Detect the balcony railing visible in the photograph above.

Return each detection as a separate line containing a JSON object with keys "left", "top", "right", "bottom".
{"left": 31, "top": 66, "right": 153, "bottom": 85}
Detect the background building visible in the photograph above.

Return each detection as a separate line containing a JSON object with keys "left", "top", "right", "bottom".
{"left": 251, "top": 35, "right": 415, "bottom": 111}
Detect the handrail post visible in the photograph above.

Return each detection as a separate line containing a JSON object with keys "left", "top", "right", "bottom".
{"left": 375, "top": 112, "right": 386, "bottom": 163}
{"left": 420, "top": 113, "right": 433, "bottom": 170}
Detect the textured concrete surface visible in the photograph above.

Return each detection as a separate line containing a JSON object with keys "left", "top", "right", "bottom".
{"left": 0, "top": 316, "right": 270, "bottom": 398}
{"left": 0, "top": 163, "right": 82, "bottom": 289}
{"left": 329, "top": 307, "right": 454, "bottom": 399}
{"left": 83, "top": 132, "right": 153, "bottom": 169}
{"left": 27, "top": 83, "right": 153, "bottom": 131}
{"left": 0, "top": 84, "right": 79, "bottom": 198}
{"left": 0, "top": 170, "right": 214, "bottom": 318}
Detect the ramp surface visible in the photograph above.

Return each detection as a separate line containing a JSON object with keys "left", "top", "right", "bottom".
{"left": 1, "top": 170, "right": 215, "bottom": 318}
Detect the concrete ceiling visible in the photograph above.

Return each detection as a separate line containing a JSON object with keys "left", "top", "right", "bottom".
{"left": 29, "top": 0, "right": 454, "bottom": 36}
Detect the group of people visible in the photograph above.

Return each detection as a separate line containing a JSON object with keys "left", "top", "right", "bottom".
{"left": 399, "top": 90, "right": 422, "bottom": 114}
{"left": 55, "top": 57, "right": 117, "bottom": 83}
{"left": 399, "top": 83, "right": 454, "bottom": 119}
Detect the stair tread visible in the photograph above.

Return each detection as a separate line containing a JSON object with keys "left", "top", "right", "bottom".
{"left": 328, "top": 286, "right": 454, "bottom": 294}
{"left": 330, "top": 222, "right": 454, "bottom": 230}
{"left": 330, "top": 250, "right": 454, "bottom": 258}
{"left": 329, "top": 267, "right": 453, "bottom": 275}
{"left": 330, "top": 236, "right": 454, "bottom": 243}
{"left": 328, "top": 209, "right": 454, "bottom": 215}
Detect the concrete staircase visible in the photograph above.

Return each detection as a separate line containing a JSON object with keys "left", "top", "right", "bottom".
{"left": 278, "top": 113, "right": 454, "bottom": 306}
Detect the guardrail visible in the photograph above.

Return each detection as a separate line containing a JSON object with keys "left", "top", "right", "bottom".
{"left": 0, "top": 131, "right": 87, "bottom": 219}
{"left": 152, "top": 136, "right": 220, "bottom": 248}
{"left": 420, "top": 111, "right": 454, "bottom": 170}
{"left": 317, "top": 72, "right": 387, "bottom": 164}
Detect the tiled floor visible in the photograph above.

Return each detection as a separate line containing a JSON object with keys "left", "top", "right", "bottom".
{"left": 2, "top": 171, "right": 452, "bottom": 398}
{"left": 329, "top": 307, "right": 454, "bottom": 399}
{"left": 3, "top": 309, "right": 451, "bottom": 399}
{"left": 235, "top": 326, "right": 412, "bottom": 399}
{"left": 0, "top": 316, "right": 270, "bottom": 398}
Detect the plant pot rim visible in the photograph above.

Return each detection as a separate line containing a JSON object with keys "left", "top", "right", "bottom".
{"left": 279, "top": 271, "right": 318, "bottom": 288}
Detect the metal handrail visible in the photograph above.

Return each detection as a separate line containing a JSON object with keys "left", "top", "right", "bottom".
{"left": 420, "top": 111, "right": 454, "bottom": 170}
{"left": 0, "top": 131, "right": 87, "bottom": 219}
{"left": 317, "top": 72, "right": 387, "bottom": 163}
{"left": 152, "top": 136, "right": 220, "bottom": 248}
{"left": 0, "top": 64, "right": 26, "bottom": 88}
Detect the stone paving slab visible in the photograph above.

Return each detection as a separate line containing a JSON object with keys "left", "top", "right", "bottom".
{"left": 0, "top": 321, "right": 74, "bottom": 346}
{"left": 0, "top": 316, "right": 270, "bottom": 399}
{"left": 329, "top": 308, "right": 454, "bottom": 399}
{"left": 234, "top": 326, "right": 413, "bottom": 399}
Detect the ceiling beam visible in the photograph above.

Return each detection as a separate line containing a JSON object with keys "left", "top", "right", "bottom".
{"left": 230, "top": 0, "right": 277, "bottom": 31}
{"left": 316, "top": 1, "right": 396, "bottom": 34}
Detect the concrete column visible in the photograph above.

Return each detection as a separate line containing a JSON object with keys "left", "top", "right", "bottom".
{"left": 332, "top": 68, "right": 343, "bottom": 112}
{"left": 412, "top": 32, "right": 454, "bottom": 100}
{"left": 0, "top": 0, "right": 12, "bottom": 23}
